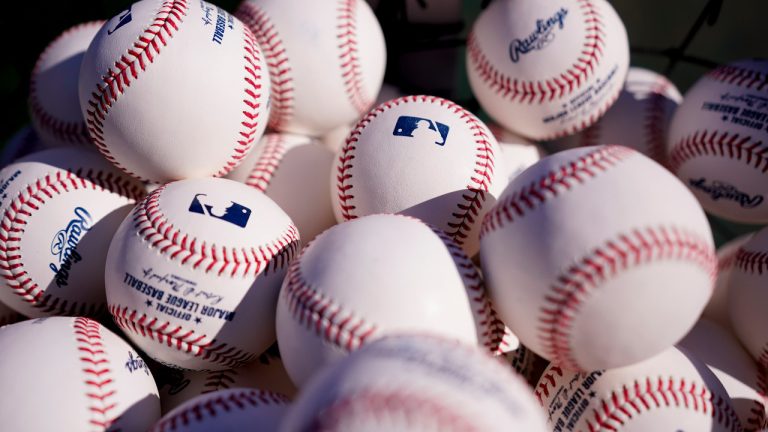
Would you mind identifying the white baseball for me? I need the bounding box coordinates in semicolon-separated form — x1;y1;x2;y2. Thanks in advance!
105;177;299;370
78;0;270;183
668;59;768;223
30;21;103;148
236;0;386;136
480;145;716;371
703;232;755;331
331;95;507;256
679;319;768;430
1;126;45;168
226;133;336;243
488;124;545;183
466;0;629;140
535;346;741;431
0;317;160;431
150;388;289;432
0;147;144;318
550;67;683;164
728;226;768;368
158;345;297;413
281;334;547;432
275;214;513;387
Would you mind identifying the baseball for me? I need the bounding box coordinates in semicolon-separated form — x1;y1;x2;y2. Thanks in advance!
0;147;145;318
480;145;716;371
535;346;741;431
78;0;270;183
0;317;160;431
550;67;683;164
226;133;336;242
281;334;548;431
236;0;386;136
703;232;755;331
668;59;768;224
679;319;768;430
331;95;507;256
105;177;299;370
466;0;629;140
728;226;768;368
150;388;289;432
29;21;103;148
275;214;513;387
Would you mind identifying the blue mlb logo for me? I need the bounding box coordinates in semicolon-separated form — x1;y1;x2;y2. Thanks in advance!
393;116;450;146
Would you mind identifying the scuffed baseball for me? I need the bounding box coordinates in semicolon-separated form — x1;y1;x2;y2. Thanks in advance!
275;214;512;387
668;59;768;223
0;317;160;431
105;177;299;370
30;21;103;148
281;334;548;431
236;0;386;136
703;232;755;331
679;319;768;430
467;0;630;140
330;95;507;256
480;145;716;371
79;0;270;183
151;388;289;432
0;147;145;318
226;133;336;242
535;346;741;431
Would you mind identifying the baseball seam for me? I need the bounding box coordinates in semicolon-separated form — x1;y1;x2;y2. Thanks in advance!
202;369;238;393
245;134;288;192
0;170;143;316
29;21;105;146
480;145;634;237
668;129;768;175
748;365;768;430
150;389;288;432
708;64;768;91
537;225;717;370
734;248;768;275
74;317;120;430
337;0;371;115
643;77;674;164
236;2;295;131
534;365;564;405
467;0;605;104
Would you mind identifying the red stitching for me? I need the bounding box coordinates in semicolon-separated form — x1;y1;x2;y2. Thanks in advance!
201;369;237;393
336;95;498;247
643;77;675;164
245;134;287;192
480;145;634;237
74;317;120;430
707;63;768;91
308;390;479;432
0;170;144;316
336;0;371;115
467;0;605;104
133;184;299;278
236;2;294;131
668;130;768;175
748;365;768;430
109;304;258;369
537;226;716;370
84;0;189;180
29;21;105;146
734;248;768;275
150;389;289;432
585;377;741;431
534;365;564;405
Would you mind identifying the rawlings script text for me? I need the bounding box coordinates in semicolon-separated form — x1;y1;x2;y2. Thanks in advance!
689;178;764;209
509;8;568;63
49;207;92;288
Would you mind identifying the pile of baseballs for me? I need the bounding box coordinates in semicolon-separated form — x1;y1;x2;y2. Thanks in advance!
0;0;766;430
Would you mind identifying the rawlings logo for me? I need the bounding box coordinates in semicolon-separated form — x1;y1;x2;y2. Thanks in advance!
689;178;764;208
49;207;92;288
125;351;150;375
509;7;568;63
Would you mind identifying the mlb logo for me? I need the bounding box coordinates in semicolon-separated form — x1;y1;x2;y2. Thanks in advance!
392;116;450;146
189;193;251;228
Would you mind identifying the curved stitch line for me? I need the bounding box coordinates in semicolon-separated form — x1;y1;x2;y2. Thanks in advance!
0;170;144;315
467;0;605;104
668;130;768;175
245;134;288;192
585;377;741;431
534;365;564;405
537;225;716;370
480;145;634;237
74;318;120;430
29;21;105;146
336;95;499;248
236;2;295;131
734;248;768;275
150;389;289;432
643;77;675;164
707;64;768;91
748;365;768;430
132;184;300;278
336;0;371;115
202;369;238;393
538;82;623;142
